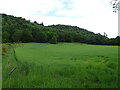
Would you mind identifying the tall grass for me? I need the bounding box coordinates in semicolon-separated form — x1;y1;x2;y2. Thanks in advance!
2;43;118;88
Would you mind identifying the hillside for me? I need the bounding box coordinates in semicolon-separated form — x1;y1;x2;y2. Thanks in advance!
2;13;120;45
2;13;119;88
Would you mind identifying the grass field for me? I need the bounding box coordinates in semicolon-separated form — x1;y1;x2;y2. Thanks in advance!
0;59;1;89
0;61;1;89
2;43;118;88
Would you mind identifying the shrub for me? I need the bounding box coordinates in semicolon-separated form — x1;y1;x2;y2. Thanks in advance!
49;35;57;44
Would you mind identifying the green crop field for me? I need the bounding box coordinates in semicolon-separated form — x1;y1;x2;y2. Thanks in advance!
2;43;118;88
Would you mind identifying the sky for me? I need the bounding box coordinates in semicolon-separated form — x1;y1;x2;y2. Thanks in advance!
0;0;118;38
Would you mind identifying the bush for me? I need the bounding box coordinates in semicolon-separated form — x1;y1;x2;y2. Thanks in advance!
49;35;57;44
2;44;9;55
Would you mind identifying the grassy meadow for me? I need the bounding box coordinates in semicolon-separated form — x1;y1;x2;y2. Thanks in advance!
2;43;118;88
0;59;1;89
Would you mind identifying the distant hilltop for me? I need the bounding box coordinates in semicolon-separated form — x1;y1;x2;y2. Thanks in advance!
1;13;120;45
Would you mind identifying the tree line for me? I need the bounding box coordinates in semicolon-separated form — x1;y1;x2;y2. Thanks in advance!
2;14;120;45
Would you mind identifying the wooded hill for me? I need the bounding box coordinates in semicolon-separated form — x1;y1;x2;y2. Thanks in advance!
2;14;120;45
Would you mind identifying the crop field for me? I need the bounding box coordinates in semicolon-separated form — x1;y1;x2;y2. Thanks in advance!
2;43;118;88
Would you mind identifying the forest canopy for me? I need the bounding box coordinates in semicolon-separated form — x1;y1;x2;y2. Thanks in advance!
1;14;120;45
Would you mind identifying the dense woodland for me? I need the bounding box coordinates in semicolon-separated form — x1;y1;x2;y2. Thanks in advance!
2;14;120;45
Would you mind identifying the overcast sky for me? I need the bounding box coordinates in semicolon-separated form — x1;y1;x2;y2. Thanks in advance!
0;0;118;38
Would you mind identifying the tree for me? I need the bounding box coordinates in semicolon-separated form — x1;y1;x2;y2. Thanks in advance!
110;0;120;12
34;21;38;24
34;31;47;43
64;32;73;42
21;30;33;42
12;30;22;42
49;35;57;44
2;14;119;45
39;22;44;26
113;36;120;45
2;31;10;43
58;32;65;42
104;32;107;37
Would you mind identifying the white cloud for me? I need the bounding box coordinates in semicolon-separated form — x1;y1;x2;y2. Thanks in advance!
0;0;118;38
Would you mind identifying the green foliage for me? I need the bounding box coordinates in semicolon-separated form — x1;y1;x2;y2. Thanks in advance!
2;44;10;55
1;14;120;45
49;35;57;44
35;31;47;43
2;31;10;43
21;30;33;42
12;30;22;42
